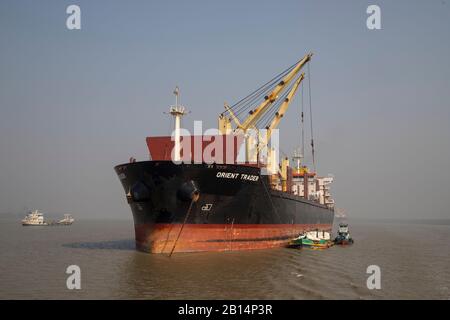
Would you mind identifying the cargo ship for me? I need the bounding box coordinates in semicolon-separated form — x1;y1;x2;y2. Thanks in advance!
115;53;335;253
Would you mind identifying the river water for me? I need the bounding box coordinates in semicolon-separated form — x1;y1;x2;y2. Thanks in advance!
0;218;449;299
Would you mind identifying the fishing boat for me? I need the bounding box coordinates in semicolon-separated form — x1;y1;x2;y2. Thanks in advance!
288;230;333;249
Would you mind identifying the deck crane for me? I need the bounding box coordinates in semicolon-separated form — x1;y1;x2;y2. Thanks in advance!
264;72;304;143
224;73;304;154
219;53;312;135
239;53;311;131
263;73;305;183
219;53;312;171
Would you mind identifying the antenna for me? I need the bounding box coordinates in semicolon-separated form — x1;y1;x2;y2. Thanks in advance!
169;86;188;162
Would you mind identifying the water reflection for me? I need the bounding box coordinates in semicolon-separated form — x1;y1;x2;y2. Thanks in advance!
63;239;135;250
117;249;297;299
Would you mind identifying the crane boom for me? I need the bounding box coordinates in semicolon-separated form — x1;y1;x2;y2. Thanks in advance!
265;73;305;141
224;103;241;127
237;53;312;131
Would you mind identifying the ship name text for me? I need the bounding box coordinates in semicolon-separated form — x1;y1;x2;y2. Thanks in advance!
216;172;259;182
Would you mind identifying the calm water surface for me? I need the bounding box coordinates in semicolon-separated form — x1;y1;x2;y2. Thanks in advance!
0;218;449;299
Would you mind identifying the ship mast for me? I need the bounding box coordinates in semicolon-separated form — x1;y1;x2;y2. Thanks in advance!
169;86;187;162
292;149;303;174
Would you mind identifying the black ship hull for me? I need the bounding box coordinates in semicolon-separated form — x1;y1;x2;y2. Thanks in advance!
115;161;334;253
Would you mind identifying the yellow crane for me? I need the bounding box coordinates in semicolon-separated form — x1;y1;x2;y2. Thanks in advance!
236;53;312;132
264;72;304;142
262;73;305;184
218;53;312;168
220;53;311;133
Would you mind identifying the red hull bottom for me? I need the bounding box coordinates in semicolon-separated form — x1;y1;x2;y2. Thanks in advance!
134;223;333;253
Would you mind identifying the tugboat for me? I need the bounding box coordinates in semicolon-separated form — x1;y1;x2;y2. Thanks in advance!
22;210;48;226
58;214;75;225
334;223;354;245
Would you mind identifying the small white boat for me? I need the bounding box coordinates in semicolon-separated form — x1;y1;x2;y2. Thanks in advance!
58;214;75;225
304;230;331;241
22;210;48;226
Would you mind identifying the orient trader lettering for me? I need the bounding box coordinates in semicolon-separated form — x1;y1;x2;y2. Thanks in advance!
216;171;259;182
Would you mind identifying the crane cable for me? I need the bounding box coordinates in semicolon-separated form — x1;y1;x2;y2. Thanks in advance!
232;69;291;119
225;65;291;117
223;59;302;120
307;62;316;172
301;79;305;160
258;80;295;129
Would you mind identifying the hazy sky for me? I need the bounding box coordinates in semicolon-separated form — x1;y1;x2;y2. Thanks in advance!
1;0;449;219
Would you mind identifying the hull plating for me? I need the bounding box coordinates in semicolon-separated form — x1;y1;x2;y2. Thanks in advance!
115;161;334;253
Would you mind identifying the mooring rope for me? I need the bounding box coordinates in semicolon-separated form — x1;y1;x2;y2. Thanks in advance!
168;195;198;257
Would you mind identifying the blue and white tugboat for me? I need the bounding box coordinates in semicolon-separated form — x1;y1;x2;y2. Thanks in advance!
334;223;354;245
